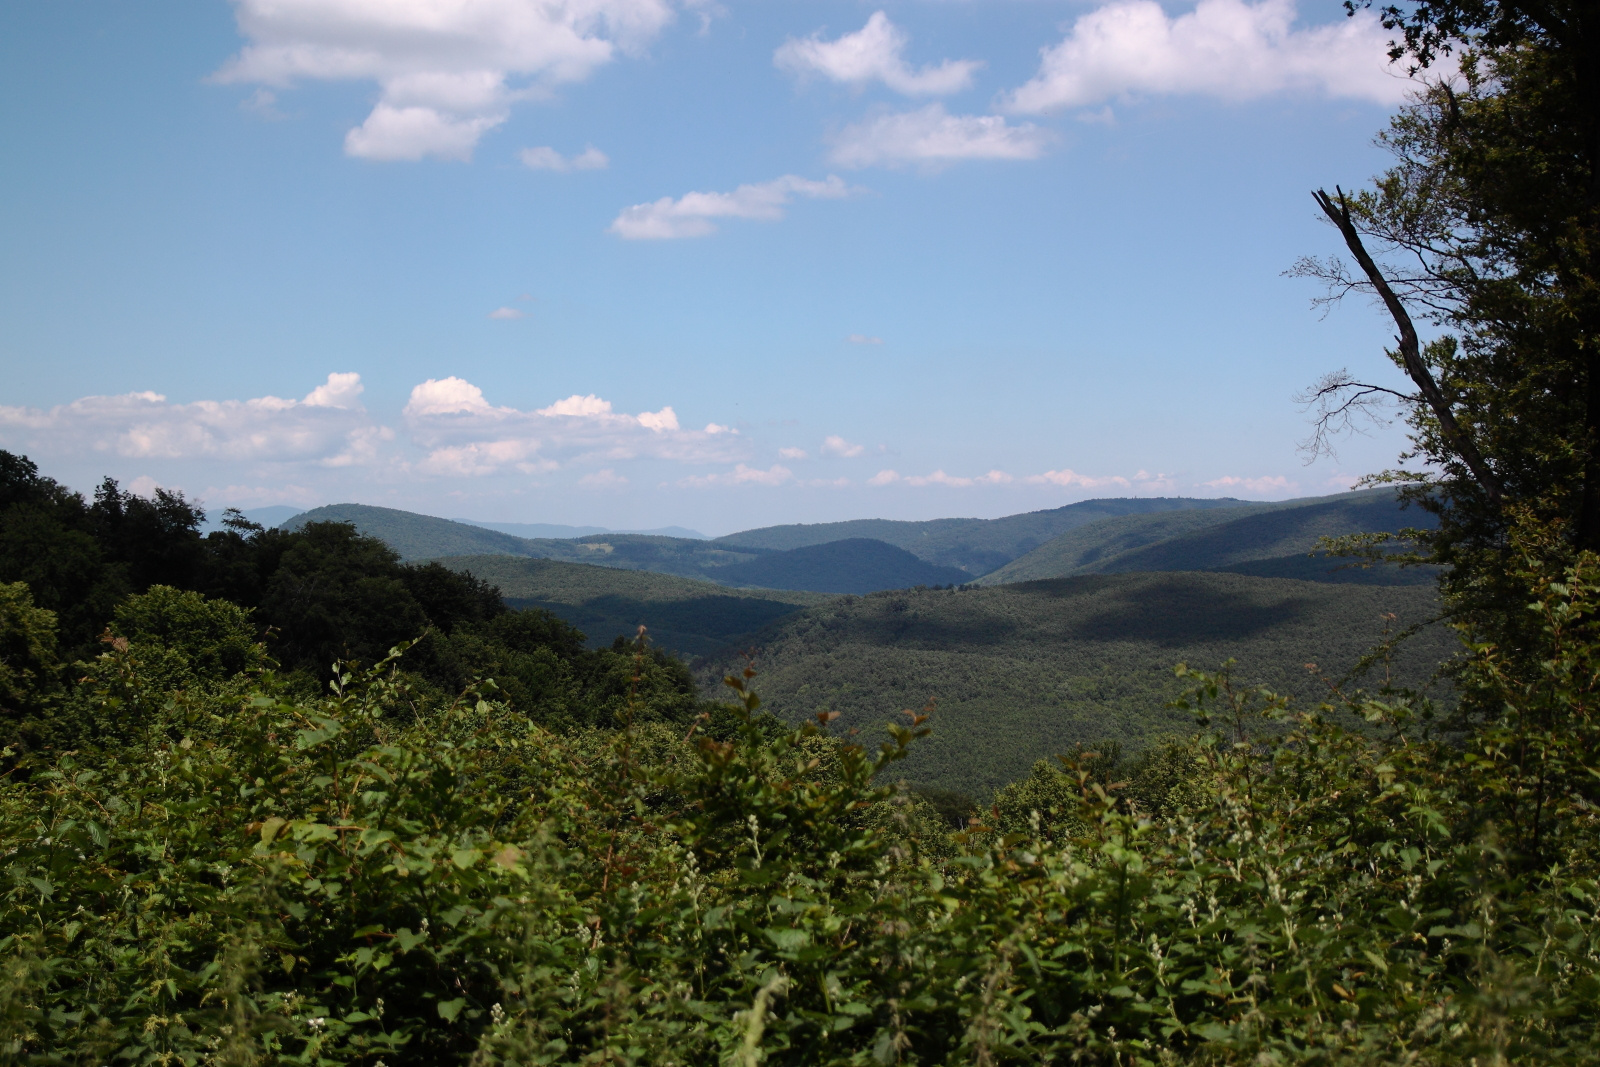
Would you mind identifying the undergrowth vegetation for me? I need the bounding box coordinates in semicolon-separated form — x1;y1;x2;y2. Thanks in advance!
2;548;1598;1064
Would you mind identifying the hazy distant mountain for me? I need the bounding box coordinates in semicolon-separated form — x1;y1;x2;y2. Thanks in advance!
199;504;303;533
456;519;707;540
455;520;610;539
715;497;1250;576
283;504;759;575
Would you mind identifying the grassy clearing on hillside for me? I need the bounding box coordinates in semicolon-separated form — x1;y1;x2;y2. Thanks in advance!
698;571;1453;797
432;555;831;656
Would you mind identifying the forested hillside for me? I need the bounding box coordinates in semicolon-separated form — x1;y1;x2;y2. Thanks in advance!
708;537;972;593
983;488;1436;585
0;454;716;740
434;554;829;656
696;571;1451;796
714;495;1249;574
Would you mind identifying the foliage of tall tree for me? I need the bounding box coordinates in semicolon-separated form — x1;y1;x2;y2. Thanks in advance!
1299;1;1599;653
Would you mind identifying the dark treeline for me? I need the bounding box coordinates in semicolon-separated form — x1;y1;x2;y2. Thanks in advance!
0;450;714;751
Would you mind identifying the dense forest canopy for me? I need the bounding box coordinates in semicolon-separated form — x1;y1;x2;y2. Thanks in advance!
4;3;1600;1062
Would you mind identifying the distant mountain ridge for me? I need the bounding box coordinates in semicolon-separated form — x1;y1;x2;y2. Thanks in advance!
454;519;707;540
714;497;1249;575
286;489;1435;599
199;504;303;533
283;504;974;595
980;488;1436;586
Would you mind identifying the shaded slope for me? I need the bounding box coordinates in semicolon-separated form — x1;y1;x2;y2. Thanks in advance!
434;555;829;657
710;538;973;594
715;497;1251;575
699;573;1450;797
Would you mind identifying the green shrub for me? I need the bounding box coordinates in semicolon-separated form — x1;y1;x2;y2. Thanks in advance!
2;562;1599;1065
0;582;61;750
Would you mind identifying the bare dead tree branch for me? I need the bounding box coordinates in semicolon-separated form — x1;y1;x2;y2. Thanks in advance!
1293;369;1413;460
1312;186;1504;504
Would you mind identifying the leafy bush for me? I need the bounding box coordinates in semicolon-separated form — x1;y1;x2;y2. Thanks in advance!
3;554;1599;1064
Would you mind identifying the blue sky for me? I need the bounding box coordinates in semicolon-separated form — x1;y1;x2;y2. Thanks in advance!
0;0;1425;535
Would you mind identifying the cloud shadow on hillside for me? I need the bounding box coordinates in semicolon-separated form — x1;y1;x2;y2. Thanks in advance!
1043;580;1316;646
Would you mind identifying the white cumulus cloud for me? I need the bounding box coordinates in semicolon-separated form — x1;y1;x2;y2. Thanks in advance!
520;145;609;171
830;105;1051;169
775;12;981;96
403;379;740;474
302;371;364;408
1003;0;1409;115
488;306;525;319
0;373;381;467
214;0;677;161
1025;468;1132;489
821;435;864;458
608;174;855;239
779;446;809;460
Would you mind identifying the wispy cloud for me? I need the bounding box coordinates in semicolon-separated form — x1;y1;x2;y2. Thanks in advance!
847;334;883;345
779;446;810;460
580;468;628;487
488;306;525;320
775;12;981;97
609;174;855;239
520;145;609;171
1003;0;1409;115
677;463;794;488
867;468;1013;487
1200;474;1296;495
830;105;1051;169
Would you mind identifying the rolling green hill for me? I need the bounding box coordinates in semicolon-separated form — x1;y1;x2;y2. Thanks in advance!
714;497;1251;575
980;489;1438;585
696;572;1452;797
431;555;832;657
710;538;972;593
284;504;564;560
